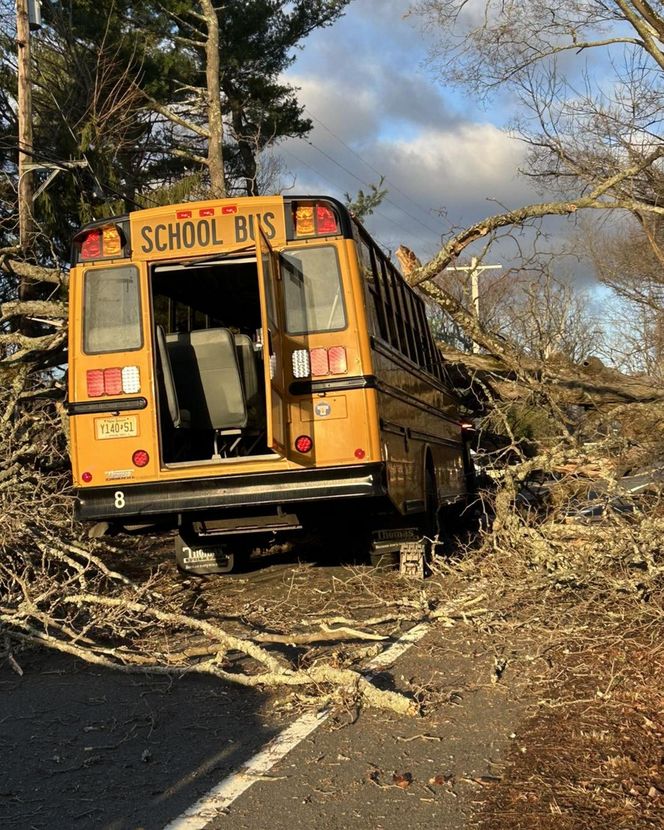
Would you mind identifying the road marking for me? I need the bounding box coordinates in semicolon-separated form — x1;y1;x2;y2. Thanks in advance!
165;594;476;830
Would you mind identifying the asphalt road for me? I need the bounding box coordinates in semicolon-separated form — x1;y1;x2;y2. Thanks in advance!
1;621;529;830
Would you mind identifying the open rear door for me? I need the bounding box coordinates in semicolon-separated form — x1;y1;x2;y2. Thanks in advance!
256;223;288;455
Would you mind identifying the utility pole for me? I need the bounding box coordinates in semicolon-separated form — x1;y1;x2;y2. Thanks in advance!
445;257;502;354
16;0;35;253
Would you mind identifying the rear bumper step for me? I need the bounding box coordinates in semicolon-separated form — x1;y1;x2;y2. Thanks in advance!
75;463;386;521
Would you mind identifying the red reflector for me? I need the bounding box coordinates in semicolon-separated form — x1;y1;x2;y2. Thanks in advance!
354;448;366;460
80;229;102;259
316;204;339;234
132;449;150;468
328;346;347;374
310;348;329;376
86;369;104;397
103;367;123;396
199;208;215;216
295;435;313;453
222;205;237;214
81;471;93;483
176;210;192;219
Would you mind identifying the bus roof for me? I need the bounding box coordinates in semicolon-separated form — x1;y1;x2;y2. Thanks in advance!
71;195;355;265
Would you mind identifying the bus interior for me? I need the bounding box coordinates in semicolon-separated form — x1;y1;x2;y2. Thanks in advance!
150;254;271;466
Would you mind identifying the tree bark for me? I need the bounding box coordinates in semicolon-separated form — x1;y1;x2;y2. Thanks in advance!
200;0;226;198
16;0;34;253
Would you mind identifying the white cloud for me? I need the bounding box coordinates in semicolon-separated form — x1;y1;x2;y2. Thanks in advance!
279;73;539;259
276;1;571;264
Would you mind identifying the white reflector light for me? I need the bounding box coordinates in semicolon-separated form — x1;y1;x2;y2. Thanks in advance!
292;349;310;378
121;365;141;394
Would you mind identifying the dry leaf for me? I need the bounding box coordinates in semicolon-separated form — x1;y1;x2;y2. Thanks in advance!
392;771;413;789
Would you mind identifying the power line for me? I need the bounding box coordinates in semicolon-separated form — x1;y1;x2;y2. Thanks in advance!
303;107;443;236
281;145;397;254
300;135;443;241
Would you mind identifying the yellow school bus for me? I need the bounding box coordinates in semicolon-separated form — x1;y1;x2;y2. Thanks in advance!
68;195;472;573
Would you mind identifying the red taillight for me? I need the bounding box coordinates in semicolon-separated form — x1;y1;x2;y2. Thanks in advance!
81;229;102;259
354;448;366;460
316;204;339;234
328;346;347;374
293;201;339;237
78;224;124;259
86;369;104;397
86;366;140;397
132;449;149;467
81;471;93;483
291;347;347;378
103;367;123;396
295;435;313;453
310;348;329;376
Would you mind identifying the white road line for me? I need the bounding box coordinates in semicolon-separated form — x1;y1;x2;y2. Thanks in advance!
165;594;475;830
163;708;330;830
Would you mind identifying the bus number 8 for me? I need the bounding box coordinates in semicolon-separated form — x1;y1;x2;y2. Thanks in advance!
114;491;126;509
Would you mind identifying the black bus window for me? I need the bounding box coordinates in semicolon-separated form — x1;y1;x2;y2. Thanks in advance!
357;237;373;282
367;244;389;340
281;246;347;334
386;262;409;357
415;296;436;374
397;278;418;363
378;256;400;349
424;322;444;379
83;266;142;354
403;287;423;367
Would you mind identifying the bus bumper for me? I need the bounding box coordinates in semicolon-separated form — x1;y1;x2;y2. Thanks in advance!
74;463;387;522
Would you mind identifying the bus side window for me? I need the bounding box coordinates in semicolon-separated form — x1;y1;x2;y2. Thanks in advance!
404;285;424;366
394;275;418;363
377;253;401;351
423;311;444;380
356;237;382;338
368;245;391;344
414;295;437;376
384;260;410;359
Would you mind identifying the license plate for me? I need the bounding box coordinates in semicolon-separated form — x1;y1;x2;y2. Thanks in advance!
95;415;138;440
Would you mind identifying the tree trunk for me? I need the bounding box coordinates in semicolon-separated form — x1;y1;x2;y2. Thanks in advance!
200;0;226;198
230;103;259;196
16;0;34;253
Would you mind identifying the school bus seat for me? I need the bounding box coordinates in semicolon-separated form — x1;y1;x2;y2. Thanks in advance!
166;328;247;433
155;325;190;430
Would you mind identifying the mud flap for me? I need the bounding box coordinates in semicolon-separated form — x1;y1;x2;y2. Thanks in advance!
369;527;421;571
174;534;236;575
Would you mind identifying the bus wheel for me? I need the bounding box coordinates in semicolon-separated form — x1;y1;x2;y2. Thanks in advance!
421;467;442;563
423;467;440;538
174;532;249;576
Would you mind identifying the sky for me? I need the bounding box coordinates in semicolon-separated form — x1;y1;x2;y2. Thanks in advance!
277;0;545;263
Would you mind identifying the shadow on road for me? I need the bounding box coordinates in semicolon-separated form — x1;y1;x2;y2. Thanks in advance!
1;650;279;829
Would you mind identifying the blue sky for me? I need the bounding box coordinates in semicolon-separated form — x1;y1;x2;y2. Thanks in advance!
278;0;543;261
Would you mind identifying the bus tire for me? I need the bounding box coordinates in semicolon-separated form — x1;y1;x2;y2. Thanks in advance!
421;463;443;568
